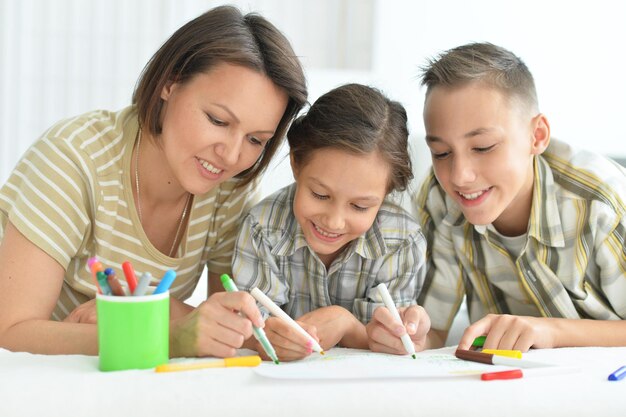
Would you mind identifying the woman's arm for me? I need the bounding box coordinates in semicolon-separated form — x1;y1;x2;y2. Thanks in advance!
0;222;99;354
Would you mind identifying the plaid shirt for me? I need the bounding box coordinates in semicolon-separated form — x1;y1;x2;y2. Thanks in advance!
232;184;426;323
414;139;626;331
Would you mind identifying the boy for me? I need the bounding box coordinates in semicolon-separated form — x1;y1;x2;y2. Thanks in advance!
384;42;626;351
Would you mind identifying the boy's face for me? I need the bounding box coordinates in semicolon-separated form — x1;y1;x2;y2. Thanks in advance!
423;83;548;236
291;148;389;267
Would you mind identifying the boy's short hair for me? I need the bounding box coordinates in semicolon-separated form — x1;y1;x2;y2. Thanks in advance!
420;42;538;113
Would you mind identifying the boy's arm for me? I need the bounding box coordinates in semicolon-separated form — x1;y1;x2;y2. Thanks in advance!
457;314;626;351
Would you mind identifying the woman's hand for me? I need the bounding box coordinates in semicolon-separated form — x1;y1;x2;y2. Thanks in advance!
169;291;264;358
366;304;431;354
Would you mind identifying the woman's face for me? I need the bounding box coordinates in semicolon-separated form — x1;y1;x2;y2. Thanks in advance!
159;62;288;195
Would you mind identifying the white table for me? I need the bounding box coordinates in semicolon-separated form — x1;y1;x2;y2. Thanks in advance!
1;346;625;417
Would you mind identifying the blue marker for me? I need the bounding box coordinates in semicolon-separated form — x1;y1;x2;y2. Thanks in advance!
153;270;177;295
608;365;626;381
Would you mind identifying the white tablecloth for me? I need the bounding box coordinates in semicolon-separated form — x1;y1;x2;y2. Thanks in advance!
1;346;625;417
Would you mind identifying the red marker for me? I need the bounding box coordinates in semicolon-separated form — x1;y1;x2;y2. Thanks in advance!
481;369;523;381
122;261;138;294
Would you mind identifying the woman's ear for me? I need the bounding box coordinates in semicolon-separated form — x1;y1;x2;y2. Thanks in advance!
530;113;551;155
160;80;177;101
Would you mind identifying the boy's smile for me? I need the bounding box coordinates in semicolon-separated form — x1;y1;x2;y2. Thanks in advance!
423;82;550;236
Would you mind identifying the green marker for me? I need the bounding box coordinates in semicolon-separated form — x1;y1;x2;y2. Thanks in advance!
220;274;280;365
472;335;486;348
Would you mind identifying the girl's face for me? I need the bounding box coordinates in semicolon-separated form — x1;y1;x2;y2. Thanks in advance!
291;147;390;268
159;62;288;195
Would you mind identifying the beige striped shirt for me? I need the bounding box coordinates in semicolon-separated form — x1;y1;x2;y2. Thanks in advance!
0;106;259;320
232;184;427;323
414;139;626;331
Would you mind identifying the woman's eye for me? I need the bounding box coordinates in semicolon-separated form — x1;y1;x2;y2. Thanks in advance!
351;204;368;212
207;113;227;127
432;151;450;160
248;136;263;146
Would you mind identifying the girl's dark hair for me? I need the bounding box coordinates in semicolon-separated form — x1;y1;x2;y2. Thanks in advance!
288;83;412;193
133;5;307;186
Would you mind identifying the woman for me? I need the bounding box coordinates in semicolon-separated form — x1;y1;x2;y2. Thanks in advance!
0;5;307;358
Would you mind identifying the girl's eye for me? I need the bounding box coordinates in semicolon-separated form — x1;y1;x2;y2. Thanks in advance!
311;191;328;200
207;113;227;127
351;204;368;212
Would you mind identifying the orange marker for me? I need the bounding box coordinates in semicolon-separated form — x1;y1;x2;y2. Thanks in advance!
122;261;138;294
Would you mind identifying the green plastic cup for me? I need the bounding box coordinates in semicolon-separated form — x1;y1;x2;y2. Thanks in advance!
97;291;169;371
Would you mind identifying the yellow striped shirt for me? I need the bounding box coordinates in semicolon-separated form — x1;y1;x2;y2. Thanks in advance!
0;106;259;320
232;184;426;323
414;139;626;331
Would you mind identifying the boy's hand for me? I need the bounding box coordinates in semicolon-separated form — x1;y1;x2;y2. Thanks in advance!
457;314;556;351
170;291;263;358
297;305;367;351
366;305;431;354
261;317;318;362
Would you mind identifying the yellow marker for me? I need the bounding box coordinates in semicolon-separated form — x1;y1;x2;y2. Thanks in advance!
155;355;262;373
482;349;522;359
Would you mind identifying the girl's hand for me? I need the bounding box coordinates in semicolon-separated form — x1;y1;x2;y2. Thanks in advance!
297;305;366;351
366;304;431;354
260;317;318;362
170;291;263;358
64;299;97;324
457;314;556;352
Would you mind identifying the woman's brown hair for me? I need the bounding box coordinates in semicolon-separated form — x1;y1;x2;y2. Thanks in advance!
133;5;307;186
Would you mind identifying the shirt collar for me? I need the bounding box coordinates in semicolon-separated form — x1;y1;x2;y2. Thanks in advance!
527;155;565;247
442;156;565;247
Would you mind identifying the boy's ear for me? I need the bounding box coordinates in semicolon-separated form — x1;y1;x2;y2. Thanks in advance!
530;113;551;155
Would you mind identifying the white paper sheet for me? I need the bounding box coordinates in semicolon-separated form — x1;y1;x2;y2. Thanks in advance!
255;347;512;379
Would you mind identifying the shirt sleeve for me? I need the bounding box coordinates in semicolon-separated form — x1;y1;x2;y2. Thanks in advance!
0;136;92;269
205;176;261;276
589;203;626;319
414;172;466;332
231;210;290;317
352;230;426;323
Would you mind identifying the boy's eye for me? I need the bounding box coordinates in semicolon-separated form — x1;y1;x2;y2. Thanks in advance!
474;145;495;153
207;113;227;126
351;204;368;212
311;191;329;200
432;151;450;160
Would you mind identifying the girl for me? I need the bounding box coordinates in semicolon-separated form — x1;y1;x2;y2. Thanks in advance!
232;84;430;361
0;5;307;358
